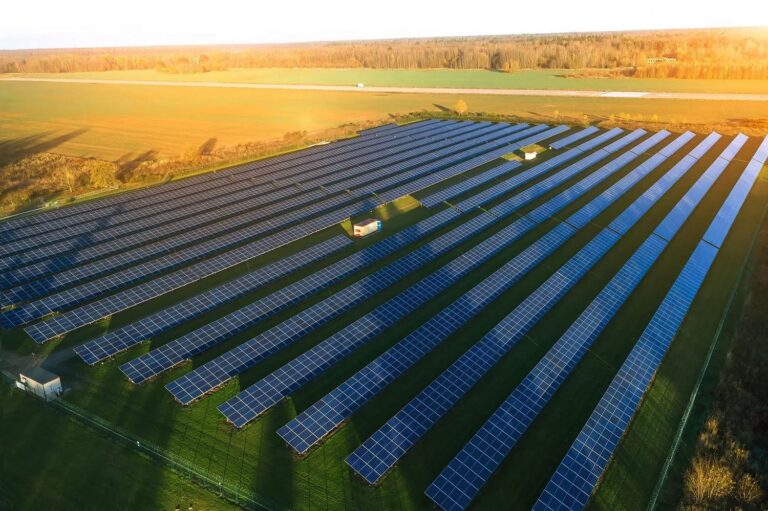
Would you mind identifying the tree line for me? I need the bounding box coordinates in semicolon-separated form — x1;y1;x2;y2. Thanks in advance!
1;28;767;79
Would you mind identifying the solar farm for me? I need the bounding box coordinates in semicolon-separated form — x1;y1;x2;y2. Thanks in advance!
2;118;767;510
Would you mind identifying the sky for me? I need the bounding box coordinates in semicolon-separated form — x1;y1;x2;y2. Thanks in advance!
1;0;766;50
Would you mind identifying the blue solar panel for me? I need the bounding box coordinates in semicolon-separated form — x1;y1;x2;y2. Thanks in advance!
0;122;501;284
345;130;715;485
653;134;747;242
548;126;600;150
703;136;768;248
532;140;762;510
0;122;482;272
278;131;692;456
222;131;662;429
533;241;718;511
164;128;613;406
425;132;731;508
419;160;522;208
71;235;352;364
4;125;553;326
15;127;563;337
72;126;575;367
0;119;447;244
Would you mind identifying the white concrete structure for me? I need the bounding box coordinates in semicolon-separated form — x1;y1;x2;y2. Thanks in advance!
18;367;62;401
353;218;382;237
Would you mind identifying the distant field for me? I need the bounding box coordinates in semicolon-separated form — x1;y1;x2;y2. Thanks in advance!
9;68;768;94
3;80;768;161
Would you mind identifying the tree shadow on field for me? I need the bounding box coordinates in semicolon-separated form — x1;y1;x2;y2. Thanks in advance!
198;137;217;156
115;150;158;182
0;129;88;166
432;103;453;113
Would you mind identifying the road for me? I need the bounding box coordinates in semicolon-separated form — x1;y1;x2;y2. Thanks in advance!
3;76;768;102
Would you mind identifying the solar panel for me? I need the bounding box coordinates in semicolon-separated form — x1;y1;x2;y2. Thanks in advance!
702;136;768;248
278;132;693;456
1;122;503;281
0;119;447;241
164;129;616;405
3;127;546;320
71;235;352;364
548;126;600;150
532;143;763;510
13;126;561;336
0;123;487;274
533;241;718;511
345;130;718;485
216;130;658;428
425;132;731;508
419;160;522;208
653;134;747;242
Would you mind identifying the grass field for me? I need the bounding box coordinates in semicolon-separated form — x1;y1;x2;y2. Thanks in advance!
2;125;766;510
8;68;768;95
3;79;768;162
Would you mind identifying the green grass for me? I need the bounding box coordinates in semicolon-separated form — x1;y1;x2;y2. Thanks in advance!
9;68;768;94
3;79;768;162
1;129;765;510
0;385;241;511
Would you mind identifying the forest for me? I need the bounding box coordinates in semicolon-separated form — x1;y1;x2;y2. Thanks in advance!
1;27;767;79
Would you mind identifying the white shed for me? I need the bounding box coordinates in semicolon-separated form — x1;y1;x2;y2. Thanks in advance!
523;149;538;160
353;218;382;238
17;367;63;401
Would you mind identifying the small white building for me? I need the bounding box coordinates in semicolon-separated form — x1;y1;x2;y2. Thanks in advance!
356;83;365;88
353;218;382;238
17;367;63;401
523;150;538;160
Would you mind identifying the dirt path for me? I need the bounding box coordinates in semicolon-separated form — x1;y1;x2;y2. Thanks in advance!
3;76;768;102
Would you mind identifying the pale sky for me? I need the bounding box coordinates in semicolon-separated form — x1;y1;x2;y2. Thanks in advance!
1;0;766;50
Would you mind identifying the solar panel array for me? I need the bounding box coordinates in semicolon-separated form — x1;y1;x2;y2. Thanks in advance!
163;128;637;407
214;130;654;427
78;126;602;368
549;126;600;150
345;132;728;486
277;131;691;456
533;134;768;511
16;125;567;341
3;119;765;511
0;119;444;240
0;121;484;271
1;121;511;296
424;134;748;511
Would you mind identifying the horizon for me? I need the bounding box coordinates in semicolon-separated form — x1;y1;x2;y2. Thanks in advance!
1;25;767;53
3;0;766;51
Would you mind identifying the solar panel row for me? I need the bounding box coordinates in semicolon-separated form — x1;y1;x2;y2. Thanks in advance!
2;126;548;320
87;129;611;367
418;160;522;208
420;128;608;208
0;121;484;265
162;129;625;405
16;126;564;338
424;134;747;511
0;119;444;239
0;122;505;285
214;130;654;428
533;134;767;511
549;126;600;150
277;131;691;456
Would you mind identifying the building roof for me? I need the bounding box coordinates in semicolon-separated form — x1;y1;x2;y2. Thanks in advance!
20;366;59;384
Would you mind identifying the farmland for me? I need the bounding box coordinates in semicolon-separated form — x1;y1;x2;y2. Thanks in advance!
3;78;768;161
1;119;766;510
8;68;768;94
